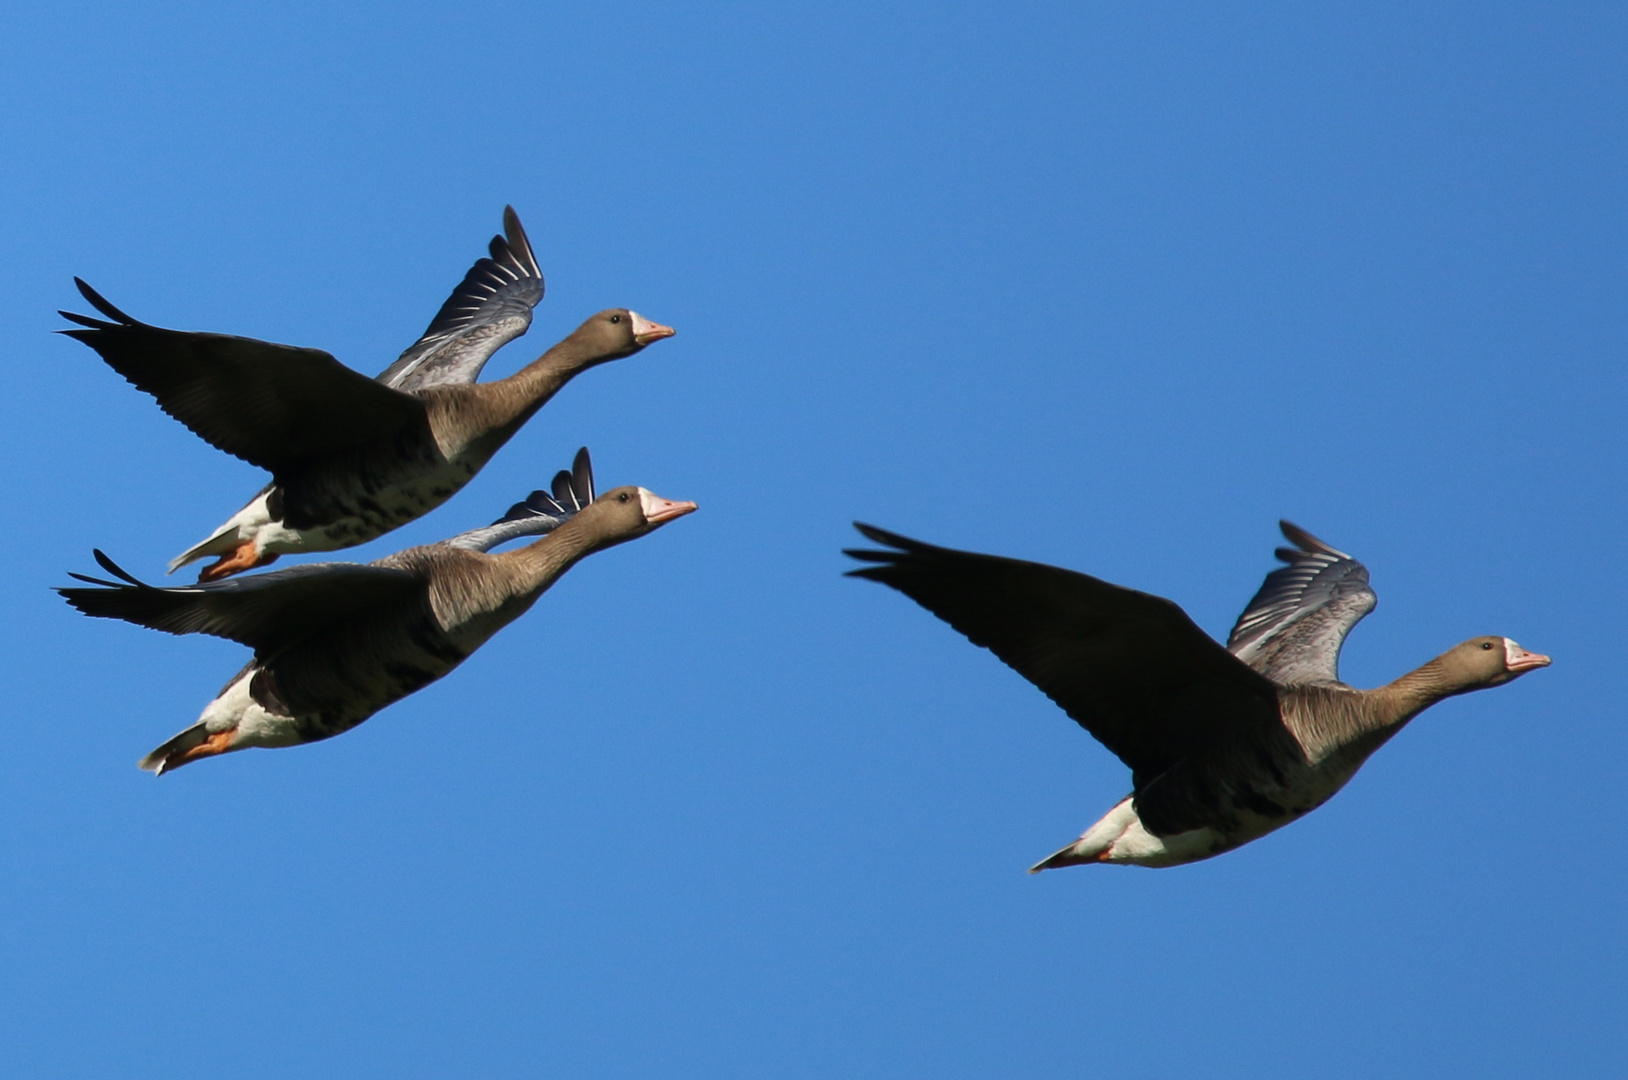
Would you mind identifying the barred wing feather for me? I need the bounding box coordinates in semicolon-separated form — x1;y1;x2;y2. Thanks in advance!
1226;522;1376;686
377;206;545;391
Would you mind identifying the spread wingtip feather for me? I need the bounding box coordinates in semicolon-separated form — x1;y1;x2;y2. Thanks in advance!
1277;520;1351;561
91;549;144;585
70;278;139;325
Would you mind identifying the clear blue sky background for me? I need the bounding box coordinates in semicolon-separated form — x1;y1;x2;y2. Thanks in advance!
1;3;1622;1077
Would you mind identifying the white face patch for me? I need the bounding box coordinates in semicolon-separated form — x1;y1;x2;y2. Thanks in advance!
1503;638;1521;667
637;487;662;520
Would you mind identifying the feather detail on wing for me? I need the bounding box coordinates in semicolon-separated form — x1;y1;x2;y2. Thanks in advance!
57;549;425;655
844;524;1283;783
1226;522;1376;686
443;447;597;552
59;279;428;472
377;206;545;390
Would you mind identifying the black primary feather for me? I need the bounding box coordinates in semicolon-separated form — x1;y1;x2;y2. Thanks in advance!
57;550;423;654
492;447;594;525
844;522;1285;777
410;206;543;346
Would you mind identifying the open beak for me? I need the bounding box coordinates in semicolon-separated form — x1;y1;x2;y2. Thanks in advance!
639;490;698;525
1505;642;1552;673
630;312;676;345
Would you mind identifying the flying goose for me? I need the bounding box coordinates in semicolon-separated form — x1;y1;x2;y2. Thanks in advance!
60;207;675;581
58;449;697;773
845;521;1550;869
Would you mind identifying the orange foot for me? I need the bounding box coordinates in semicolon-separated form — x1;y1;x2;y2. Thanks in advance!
198;541;278;582
159;729;238;775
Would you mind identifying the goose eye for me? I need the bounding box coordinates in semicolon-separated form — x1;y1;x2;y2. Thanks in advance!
610;314;622;324
617;492;630;503
1481;642;1493;650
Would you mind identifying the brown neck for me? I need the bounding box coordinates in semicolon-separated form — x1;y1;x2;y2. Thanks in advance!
487;510;609;601
1363;654;1469;731
1286;655;1466;763
481;336;613;434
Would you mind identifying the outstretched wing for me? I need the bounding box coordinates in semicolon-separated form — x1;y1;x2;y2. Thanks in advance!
1226;522;1376;686
376;206;545;390
57;549;425;655
845;524;1284;787
60;279;428;473
443;447;597;552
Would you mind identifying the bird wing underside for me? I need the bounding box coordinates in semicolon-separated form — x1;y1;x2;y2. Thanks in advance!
60;279;428;472
376;206;545;391
845;524;1286;782
57;549;426;655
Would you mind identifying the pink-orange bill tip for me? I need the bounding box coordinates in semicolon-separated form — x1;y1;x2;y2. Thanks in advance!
631;312;675;344
1505;640;1551;672
638;490;698;524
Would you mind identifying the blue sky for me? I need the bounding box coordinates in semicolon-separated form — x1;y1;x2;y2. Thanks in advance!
1;2;1623;1076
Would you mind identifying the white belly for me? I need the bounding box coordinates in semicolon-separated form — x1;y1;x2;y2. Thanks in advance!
1040;795;1314;869
199;667;304;750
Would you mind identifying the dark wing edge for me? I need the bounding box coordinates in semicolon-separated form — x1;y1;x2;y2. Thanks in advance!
377;206;546;389
59;277;140;329
845;523;1283;783
60;280;427;470
1225;521;1377;685
56;549;424;652
496;446;595;525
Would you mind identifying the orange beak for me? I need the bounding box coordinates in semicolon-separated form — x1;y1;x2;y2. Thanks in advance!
643;495;697;525
1506;644;1551;673
630;312;676;345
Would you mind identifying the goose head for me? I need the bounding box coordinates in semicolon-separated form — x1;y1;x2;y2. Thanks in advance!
577;485;697;549
1436;636;1551;692
567;309;676;363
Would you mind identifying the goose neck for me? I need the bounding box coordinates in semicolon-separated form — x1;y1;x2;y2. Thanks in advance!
492;512;603;597
485;340;602;428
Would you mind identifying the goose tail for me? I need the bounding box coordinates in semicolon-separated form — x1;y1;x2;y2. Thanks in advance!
139;723;237;775
1027;842;1103;873
167;526;240;574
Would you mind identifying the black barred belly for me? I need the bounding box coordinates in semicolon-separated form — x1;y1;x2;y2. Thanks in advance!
251;618;472;744
278;435;481;546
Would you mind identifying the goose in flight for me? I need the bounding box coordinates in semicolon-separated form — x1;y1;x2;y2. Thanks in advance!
846;521;1549;869
60;207;674;581
59;449;696;773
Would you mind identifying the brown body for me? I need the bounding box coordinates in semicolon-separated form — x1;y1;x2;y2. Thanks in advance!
59;207;675;579
847;523;1550;869
60;482;697;773
173;309;675;579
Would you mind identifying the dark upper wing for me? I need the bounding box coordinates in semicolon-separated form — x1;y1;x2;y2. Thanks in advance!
376;206;545;391
57;549;426;655
845;524;1283;785
1225;522;1376;686
60;280;428;472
